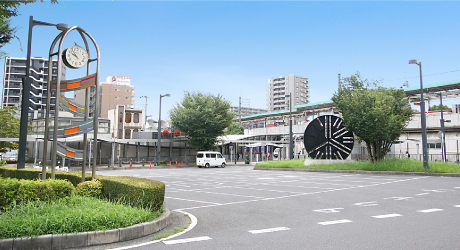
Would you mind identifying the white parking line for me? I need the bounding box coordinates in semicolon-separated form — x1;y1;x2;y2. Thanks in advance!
248;227;290;234
417;208;444;213
165;197;222;205
318;219;352;225
454;205;460;208
372;214;402;219
163;236;212;245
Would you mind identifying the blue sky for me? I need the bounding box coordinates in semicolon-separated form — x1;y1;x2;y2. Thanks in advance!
2;1;460;120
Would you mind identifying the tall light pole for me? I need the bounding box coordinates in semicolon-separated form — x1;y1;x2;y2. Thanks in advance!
285;93;293;160
409;59;429;169
17;16;68;169
139;95;149;129
157;93;170;165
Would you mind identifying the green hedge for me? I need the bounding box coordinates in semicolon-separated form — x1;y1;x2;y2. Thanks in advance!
0;177;75;210
0;167;165;211
98;176;165;211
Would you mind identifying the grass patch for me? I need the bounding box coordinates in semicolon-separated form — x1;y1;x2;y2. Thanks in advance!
0;195;162;239
151;214;191;241
257;158;460;173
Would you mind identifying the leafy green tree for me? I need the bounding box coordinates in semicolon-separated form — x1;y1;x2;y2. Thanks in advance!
169;91;235;151
430;104;451;111
332;72;413;163
225;122;245;135
0;107;20;152
0;0;58;58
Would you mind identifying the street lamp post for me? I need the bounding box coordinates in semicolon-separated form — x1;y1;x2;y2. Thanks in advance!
286;94;293;160
157;94;170;166
409;59;429;169
17;16;68;169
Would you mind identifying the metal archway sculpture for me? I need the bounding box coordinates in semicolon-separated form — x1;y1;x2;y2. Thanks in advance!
303;115;354;160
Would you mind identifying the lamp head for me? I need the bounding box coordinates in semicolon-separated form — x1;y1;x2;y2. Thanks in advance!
164;94;170;97
56;23;69;31
409;59;418;65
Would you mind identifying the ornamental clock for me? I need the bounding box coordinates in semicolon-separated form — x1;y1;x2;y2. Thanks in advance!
62;45;88;69
303;115;354;160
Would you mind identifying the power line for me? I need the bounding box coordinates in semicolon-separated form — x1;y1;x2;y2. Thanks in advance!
385;69;460;82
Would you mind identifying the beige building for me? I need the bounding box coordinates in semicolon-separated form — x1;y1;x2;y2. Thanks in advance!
108;105;143;139
74;75;135;118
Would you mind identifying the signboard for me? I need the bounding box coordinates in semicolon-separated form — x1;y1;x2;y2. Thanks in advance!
107;75;131;86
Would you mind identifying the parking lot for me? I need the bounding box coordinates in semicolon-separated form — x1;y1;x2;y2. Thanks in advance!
98;165;460;250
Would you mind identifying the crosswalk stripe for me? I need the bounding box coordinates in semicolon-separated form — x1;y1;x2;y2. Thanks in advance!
417;208;444;213
372;213;402;219
249;227;290;234
163;236;212;245
318;219;352;225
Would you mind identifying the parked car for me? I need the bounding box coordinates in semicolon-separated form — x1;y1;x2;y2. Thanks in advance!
196;151;226;168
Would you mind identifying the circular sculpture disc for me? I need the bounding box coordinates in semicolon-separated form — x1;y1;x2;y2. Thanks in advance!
303;115;354;160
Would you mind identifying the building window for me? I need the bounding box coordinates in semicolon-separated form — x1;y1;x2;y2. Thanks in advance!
126;89;130;92
125;113;132;123
115;89;119;91
134;113;139;123
125;97;130;100
114;96;119;99
125;129;131;139
428;143;441;149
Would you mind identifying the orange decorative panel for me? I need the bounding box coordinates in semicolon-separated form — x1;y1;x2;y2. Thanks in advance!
67;151;75;157
65;127;78;134
69;104;77;111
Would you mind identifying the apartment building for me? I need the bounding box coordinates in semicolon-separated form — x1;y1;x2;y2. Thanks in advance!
266;74;309;111
2;57;66;118
108;105;143;139
230;106;268;117
74;75;135;118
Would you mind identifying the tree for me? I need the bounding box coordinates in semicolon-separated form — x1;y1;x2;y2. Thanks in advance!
169;91;235;151
0;107;20;152
224;123;244;135
430;104;451;111
0;0;58;58
332;72;413;163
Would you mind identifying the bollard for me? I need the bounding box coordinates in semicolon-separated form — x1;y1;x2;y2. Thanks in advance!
142;159;145;167
130;159;132;170
150;161;152;169
176;161;177;169
169;161;171;169
181;161;183;168
119;160;122;167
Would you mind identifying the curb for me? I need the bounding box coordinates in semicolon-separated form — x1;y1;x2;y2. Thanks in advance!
253;167;460;177
0;208;171;250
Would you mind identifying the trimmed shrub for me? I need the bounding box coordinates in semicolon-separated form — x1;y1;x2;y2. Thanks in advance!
76;179;102;197
98;176;165;211
0;177;20;210
0;178;75;210
0;166;165;212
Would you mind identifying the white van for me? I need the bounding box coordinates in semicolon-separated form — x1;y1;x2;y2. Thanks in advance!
196;151;226;168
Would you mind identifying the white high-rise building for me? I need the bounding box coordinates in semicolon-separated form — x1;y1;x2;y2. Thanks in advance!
266;74;309;111
2;57;66;118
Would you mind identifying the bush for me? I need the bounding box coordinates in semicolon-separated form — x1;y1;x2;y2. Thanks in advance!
0;166;165;212
0;177;75;210
98;176;165;211
76;179;102;197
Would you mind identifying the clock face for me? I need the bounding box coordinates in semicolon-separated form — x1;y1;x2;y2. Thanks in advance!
62;45;88;69
303;115;354;160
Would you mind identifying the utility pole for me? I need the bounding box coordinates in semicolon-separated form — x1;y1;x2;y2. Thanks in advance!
239;96;242;125
140;96;148;129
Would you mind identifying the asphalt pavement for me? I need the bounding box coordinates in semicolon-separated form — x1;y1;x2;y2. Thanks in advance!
90;164;460;250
